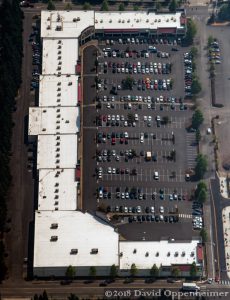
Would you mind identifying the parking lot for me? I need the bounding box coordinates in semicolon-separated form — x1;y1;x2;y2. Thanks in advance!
82;38;201;240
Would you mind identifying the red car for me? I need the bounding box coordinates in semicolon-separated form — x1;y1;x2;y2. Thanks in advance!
111;138;116;145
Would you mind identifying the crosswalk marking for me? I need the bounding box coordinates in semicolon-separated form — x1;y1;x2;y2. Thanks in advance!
179;214;192;219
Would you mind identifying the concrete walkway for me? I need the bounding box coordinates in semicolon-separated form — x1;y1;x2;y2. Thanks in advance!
222;206;230;279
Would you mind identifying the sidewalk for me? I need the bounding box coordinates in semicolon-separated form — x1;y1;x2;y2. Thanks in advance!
222;206;230;279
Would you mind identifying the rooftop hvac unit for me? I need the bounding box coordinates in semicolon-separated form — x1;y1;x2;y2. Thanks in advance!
56;159;60;164
56;26;62;31
58;40;62;44
57;87;61;91
57;114;61;118
119;252;123;257
77;17;80;21
54;201;59;205
146;19;149;23
47;17;50;21
145;252;149;257
191;251;194;257
43;109;47;112
56;109;60;113
56;154;60;158
56;136;60;140
55;207;58;211
70;249;78;255
50;236;58;242
56;142;60;146
58;51;61;55
57;73;61;77
68;82;72;86
55;182;59;187
43;196;47;199
57;66;61;71
56;148;60;152
47;26;51;30
58;61;62;65
50;223;58;229
58;56;61;60
182;251;185;256
91;248;98;254
175;251;178;257
56;126;60;130
42;128;46;132
133;249;137;254
73;18;77;22
65;120;69;124
58;45;62;49
118;19;121;23
55;189;59;193
57;104;61;107
167;252;170;256
127;19;130;23
122;20;125;23
57;99;61;103
54;195;59;199
109;19;112;23
156;252;159;256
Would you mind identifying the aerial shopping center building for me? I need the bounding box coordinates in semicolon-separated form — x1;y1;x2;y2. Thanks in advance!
28;9;203;277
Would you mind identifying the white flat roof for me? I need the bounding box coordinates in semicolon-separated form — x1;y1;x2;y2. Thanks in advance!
42;38;78;75
38;169;78;211
34;211;119;267
41;10;95;38
37;134;78;169
28;107;80;135
39;75;78;107
119;240;201;270
95;11;183;30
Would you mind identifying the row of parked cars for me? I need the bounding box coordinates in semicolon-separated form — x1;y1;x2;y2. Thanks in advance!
105;61;172;75
106;37;180;45
30;32;40;89
103;48;170;59
98;95;183;104
209;40;221;64
184;52;193;97
192;202;203;230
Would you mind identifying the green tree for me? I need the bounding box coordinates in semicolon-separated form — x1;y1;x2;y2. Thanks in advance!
185;18;197;45
68;294;79;300
171;267;180;277
195;181;207;197
196;129;201;143
192;109;204;129
119;3;125;11
65;3;72;10
101;0;109;11
122;76;134;90
207;35;214;47
197;188;207;204
195;154;208;179
83;2;91;10
89;266;97;277
65;265;76;280
169;0;177;12
190;262;197;278
47;0;55;10
190;46;198;58
200;228;208;243
162;116;170;125
133;4;139;10
150;264;159;278
191;78;202;95
110;264;118;278
130;263;138;277
218;2;230;21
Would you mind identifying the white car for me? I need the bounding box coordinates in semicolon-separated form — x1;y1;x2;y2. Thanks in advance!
144;116;147;121
156;115;161;121
140;133;144;143
124;132;129;138
112;168;116;174
148;116;152;121
107;167;112;174
159;206;164;214
150;206;155;213
154;171;159;180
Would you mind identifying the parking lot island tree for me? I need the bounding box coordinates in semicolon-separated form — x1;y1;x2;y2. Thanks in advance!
195;181;207;198
150;264;159;278
195;154;208;180
65;265;76;280
185;18;197;45
101;0;109;11
190;262;197;278
122;76;135;90
191;77;202;95
200;228;208;243
110;264;118;278
192;109;204;130
130;263;138;277
47;0;55;10
197;188;207;204
89;266;97;277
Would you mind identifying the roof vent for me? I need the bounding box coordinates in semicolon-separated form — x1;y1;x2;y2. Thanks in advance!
57;87;61;91
57;114;61;118
109;19;112;23
58;40;62;44
58;61;62;65
66;74;70;77
54;201;59;205
55;182;59;187
68;82;72;86
50;236;58;242
58;56;61;60
55;207;58;211
56;109;60;113
191;251;194;257
73;18;77;22
56;119;60;123
56;142;60;146
146;19;149;23
77;17;80;21
57;82;61;86
50;223;58;229
167;252;170;257
118;19;121;23
175;251;178;257
56;159;60;164
119;252;123;257
145;252;149;257
57;66;61;71
182;251;185;257
47;26;51;30
133;249;137;254
58;51;61;55
47;17;50;21
91;248;98;254
55;189;59;193
70;249;78;255
127;19;130;23
56;126;60;130
56;148;60;152
58;45;62;49
100;19;103;23
122;20;125;23
156;252;159;256
56;154;60;158
56;136;60;140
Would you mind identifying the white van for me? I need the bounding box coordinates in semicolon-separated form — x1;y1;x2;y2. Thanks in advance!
154;171;159;180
